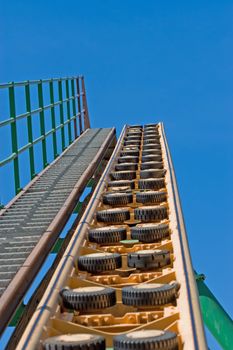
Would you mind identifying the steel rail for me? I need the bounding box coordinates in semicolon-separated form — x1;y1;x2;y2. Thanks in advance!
16;125;127;350
0;127;116;336
159;123;207;349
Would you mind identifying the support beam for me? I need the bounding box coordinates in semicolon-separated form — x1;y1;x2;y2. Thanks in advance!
196;272;233;350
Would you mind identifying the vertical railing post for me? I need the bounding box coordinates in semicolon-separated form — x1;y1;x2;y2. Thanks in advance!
58;79;66;150
71;78;78;139
49;80;58;158
76;77;83;134
25;82;36;179
38;80;48;168
81;76;91;130
65;79;72;144
9;83;21;194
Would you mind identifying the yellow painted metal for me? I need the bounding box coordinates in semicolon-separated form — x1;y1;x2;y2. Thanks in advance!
16;123;207;350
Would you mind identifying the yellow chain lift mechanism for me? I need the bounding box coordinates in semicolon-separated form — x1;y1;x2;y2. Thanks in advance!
16;123;208;350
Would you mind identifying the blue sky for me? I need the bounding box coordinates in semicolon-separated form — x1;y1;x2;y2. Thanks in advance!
1;1;233;349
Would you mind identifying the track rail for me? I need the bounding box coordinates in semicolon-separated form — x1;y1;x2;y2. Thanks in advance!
16;123;207;350
160;123;207;349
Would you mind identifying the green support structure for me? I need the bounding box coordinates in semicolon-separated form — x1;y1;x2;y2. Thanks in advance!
25;82;36;179
65;79;72;144
196;272;233;350
37;80;48;168
9;83;21;194
49;80;58;159
58;79;66;151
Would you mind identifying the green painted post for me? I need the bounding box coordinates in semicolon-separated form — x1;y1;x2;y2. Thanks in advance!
49;80;58;158
25;82;36;179
71;78;78;138
9;83;21;194
65;79;72;144
58;79;66;150
38;81;48;168
196;273;233;350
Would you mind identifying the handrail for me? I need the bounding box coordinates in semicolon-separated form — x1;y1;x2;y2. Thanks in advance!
0;76;83;88
0;75;91;202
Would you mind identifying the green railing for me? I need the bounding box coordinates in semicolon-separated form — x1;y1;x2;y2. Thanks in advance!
0;76;90;200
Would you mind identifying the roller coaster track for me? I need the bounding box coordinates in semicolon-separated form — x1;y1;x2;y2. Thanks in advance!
0;77;232;350
16;123;207;349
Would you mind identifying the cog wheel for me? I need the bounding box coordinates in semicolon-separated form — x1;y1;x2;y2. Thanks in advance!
138;178;165;190
131;223;169;242
140;169;166;179
127;249;170;269
122;283;177;306
120;150;140;157
60;286;116;311
78;252;122;273
108;180;135;189
42;334;106;350
110;170;137;180
140;161;163;170
124;140;141;146
88;225;127;244
113;330;178;350
115;163;138;171
142;154;162;162
142;149;161;156
144;128;158;133
144;129;159;135
143;136;160;143
118;156;139;163
143;143;160;150
126;132;142;137
134;205;168;222
97;208;130;223
128;124;143;129
136;191;167;204
144;123;158;128
103;192;133;206
125;136;141;142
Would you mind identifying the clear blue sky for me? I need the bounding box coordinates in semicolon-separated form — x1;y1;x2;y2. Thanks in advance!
1;1;233;349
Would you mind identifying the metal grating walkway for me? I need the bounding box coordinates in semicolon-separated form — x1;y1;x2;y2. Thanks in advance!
0;128;114;297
